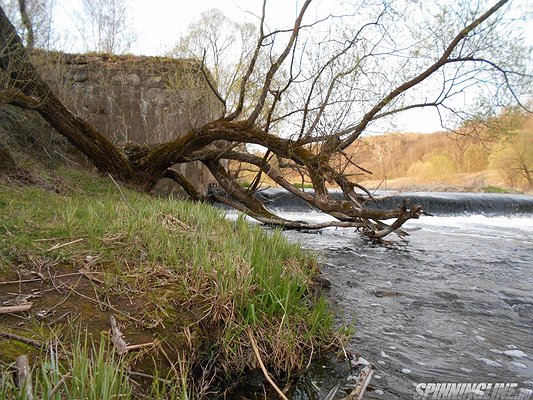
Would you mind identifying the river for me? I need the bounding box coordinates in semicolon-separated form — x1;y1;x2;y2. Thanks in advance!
232;191;533;399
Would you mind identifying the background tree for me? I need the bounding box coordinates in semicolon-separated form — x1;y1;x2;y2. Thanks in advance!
0;0;56;49
489;114;533;189
78;0;137;54
172;9;282;122
1;0;531;239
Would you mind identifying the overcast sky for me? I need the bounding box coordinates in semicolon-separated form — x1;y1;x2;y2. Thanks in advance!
54;0;333;55
129;0;305;55
51;0;532;134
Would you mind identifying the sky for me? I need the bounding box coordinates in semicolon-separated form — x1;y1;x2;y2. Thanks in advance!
51;0;532;134
128;0;303;56
54;0;306;55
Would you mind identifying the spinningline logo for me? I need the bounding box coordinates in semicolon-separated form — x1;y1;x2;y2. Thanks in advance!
413;382;533;399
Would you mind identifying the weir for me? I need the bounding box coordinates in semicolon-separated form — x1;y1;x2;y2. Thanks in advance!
253;188;533;216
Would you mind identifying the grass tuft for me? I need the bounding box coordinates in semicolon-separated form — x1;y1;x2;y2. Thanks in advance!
0;332;190;400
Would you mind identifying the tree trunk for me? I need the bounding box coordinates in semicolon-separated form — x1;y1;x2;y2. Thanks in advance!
0;6;135;182
17;0;34;49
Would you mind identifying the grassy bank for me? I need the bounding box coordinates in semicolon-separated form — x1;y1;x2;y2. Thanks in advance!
0;167;338;398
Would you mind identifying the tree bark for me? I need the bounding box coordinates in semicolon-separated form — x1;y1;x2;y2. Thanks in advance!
17;0;34;49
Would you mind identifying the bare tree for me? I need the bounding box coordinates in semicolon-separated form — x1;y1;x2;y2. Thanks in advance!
0;0;56;49
487;112;533;189
78;0;137;54
1;0;531;239
172;9;277;121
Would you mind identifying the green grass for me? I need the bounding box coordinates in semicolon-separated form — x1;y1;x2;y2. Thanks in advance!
292;182;314;189
0;167;338;396
0;333;189;400
482;185;510;194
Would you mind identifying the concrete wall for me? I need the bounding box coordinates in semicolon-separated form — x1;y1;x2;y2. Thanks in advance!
43;53;223;193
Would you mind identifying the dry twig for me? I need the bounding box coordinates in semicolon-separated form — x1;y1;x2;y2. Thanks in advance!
46;238;84;252
247;327;289;400
342;365;374;400
48;373;71;397
0;331;47;350
0;303;33;314
109;314;128;355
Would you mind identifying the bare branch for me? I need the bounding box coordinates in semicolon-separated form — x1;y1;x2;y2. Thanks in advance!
199;49;227;118
337;0;510;152
224;0;267;122
245;0;312;126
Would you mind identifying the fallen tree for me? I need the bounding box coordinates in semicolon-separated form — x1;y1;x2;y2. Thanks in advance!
0;0;530;239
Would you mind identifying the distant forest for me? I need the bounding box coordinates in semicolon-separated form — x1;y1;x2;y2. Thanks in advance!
233;110;533;192
349;110;533;191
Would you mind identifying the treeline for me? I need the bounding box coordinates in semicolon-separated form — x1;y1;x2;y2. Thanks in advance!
339;110;533;191
232;110;532;192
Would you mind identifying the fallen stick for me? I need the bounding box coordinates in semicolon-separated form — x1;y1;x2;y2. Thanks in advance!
46;238;84;252
62;284;144;324
0;303;33;314
0;331;74;359
125;340;159;351
127;370;172;384
48;373;71;397
247;328;289;400
0;278;43;285
0;271;104;286
16;355;34;400
79;270;104;284
343;365;374;400
109;315;128;355
0;331;46;349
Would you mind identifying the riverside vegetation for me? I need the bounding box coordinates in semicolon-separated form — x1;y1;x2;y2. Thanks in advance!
1;0;530;396
0;154;339;398
3;1;530;240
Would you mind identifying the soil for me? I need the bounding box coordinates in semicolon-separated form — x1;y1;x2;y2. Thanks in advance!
0;259;195;375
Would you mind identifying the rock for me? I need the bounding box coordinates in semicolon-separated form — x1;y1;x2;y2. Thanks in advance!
313;274;332;289
0;143;18;172
41;52;222;191
150;178;190;199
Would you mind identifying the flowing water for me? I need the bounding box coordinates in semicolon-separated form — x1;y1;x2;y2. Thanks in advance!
284;213;533;399
230;191;533;399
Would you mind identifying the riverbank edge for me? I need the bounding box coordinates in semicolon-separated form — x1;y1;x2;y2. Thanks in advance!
0;165;341;398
